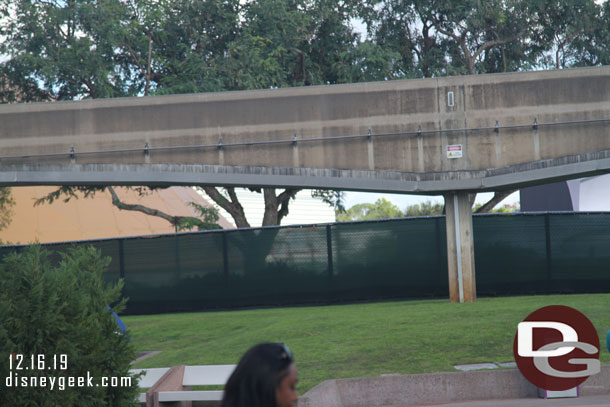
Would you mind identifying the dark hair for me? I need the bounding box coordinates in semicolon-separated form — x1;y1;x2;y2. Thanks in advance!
221;343;294;407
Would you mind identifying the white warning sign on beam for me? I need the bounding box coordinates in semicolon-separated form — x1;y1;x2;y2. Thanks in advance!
447;144;463;159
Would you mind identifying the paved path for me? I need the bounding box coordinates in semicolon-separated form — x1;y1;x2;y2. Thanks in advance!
404;394;610;407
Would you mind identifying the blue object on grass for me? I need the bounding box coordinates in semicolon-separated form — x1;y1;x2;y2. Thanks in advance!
606;330;610;353
106;305;126;333
112;311;126;333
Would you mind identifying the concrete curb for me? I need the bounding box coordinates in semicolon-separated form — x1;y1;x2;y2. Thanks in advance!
298;366;610;407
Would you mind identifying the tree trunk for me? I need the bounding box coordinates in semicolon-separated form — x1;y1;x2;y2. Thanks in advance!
262;188;280;226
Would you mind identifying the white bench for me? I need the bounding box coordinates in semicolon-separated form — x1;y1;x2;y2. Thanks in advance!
130;367;171;403
130;364;236;407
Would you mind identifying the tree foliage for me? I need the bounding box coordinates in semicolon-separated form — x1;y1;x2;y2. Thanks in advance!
337;198;403;221
3;0;606;97
364;0;607;76
176;202;223;231
0;245;138;406
337;197;519;221
336;198;448;221
404;200;444;217
0;187;14;234
534;0;609;69
0;0;132;102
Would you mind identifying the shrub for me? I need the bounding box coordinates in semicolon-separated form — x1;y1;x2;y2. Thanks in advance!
0;245;138;406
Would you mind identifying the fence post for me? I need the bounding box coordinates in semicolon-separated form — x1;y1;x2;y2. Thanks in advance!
118;239;125;279
222;231;229;287
544;213;552;292
326;225;334;294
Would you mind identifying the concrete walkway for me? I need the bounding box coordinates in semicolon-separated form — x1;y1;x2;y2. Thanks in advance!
403;394;610;407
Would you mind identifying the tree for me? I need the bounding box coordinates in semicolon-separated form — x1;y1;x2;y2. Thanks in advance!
364;1;455;78
177;202;223;231
337;198;403;221
0;245;138;406
362;0;542;78
120;0;241;95
199;186;300;228
417;0;541;75
0;0;133;102
404;200;444;216
222;0;373;88
534;0;607;69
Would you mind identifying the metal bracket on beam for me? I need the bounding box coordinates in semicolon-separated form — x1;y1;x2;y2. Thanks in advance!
218;137;225;165
494;121;500;133
292;133;300;167
533;118;538;130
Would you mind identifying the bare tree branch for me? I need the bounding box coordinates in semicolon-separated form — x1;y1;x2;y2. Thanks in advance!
123;41;147;78
201;186;250;228
107;186;182;225
430;18;461;42
277;188;299;205
276;188;299;224
226;187;241;207
471;31;524;62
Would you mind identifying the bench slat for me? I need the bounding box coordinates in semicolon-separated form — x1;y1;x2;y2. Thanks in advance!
129;367;171;388
159;390;224;402
182;365;236;386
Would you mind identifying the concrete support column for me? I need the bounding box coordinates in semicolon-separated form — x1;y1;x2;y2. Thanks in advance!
444;192;476;303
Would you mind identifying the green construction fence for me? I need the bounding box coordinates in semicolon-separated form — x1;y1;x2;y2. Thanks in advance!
0;212;608;314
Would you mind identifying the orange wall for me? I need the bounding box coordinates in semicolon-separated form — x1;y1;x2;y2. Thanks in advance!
0;186;232;244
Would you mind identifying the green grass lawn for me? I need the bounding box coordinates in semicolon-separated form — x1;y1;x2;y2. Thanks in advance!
124;294;610;393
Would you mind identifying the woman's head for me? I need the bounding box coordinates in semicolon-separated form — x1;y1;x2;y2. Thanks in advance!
222;343;298;407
